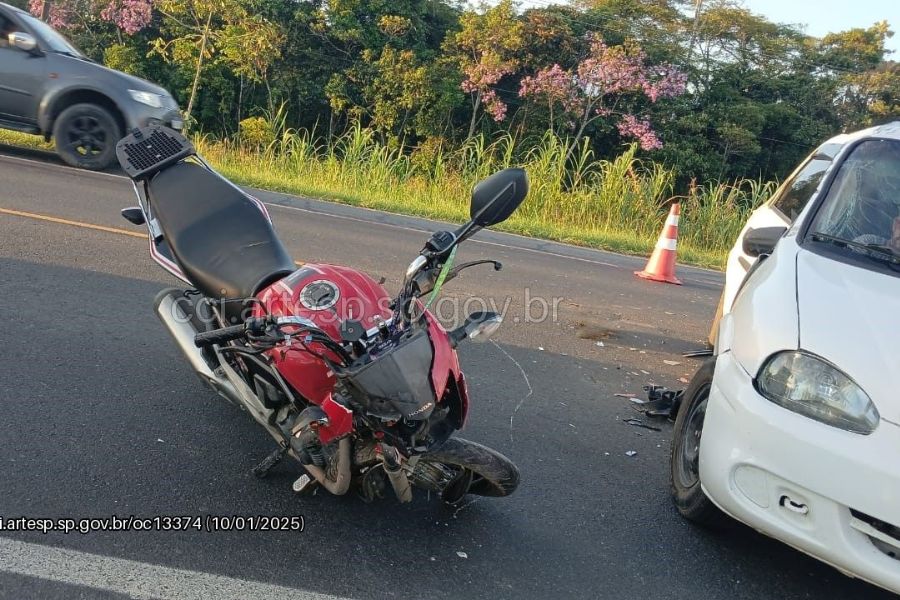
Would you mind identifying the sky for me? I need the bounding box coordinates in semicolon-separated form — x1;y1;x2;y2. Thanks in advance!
741;0;899;54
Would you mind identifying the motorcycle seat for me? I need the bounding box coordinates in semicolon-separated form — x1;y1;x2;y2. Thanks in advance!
147;161;295;304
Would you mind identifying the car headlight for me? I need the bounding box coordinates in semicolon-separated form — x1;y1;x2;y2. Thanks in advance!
128;89;164;109
757;351;879;434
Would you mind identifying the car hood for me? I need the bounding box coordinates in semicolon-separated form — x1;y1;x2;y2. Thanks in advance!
796;249;900;424
54;53;170;96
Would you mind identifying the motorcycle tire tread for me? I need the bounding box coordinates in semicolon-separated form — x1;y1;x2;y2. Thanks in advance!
423;437;520;498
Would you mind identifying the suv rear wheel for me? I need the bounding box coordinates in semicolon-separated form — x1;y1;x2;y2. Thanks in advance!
53;103;121;170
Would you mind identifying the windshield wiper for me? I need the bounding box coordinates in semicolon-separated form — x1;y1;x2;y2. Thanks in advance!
810;232;900;266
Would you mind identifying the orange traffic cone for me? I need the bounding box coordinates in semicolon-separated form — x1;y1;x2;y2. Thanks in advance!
635;203;682;285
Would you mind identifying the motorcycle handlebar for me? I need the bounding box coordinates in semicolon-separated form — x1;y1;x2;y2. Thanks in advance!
194;324;248;347
193;316;322;348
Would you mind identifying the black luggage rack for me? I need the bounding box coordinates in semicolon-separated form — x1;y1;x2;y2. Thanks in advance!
116;126;195;181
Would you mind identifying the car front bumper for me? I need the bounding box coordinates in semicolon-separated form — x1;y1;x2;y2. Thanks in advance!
123;102;183;132
700;351;900;594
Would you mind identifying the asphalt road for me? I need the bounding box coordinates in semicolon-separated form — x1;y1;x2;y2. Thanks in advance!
0;147;893;600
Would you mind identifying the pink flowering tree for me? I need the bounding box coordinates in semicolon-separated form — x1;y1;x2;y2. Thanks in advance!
450;0;524;139
29;0;152;34
519;39;686;158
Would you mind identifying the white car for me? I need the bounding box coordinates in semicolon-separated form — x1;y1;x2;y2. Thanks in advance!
707;133;850;347
672;121;900;595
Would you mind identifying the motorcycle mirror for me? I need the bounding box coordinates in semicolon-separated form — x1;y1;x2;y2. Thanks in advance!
470;168;529;228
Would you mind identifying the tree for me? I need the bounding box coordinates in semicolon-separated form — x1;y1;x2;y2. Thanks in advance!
29;0;152;33
150;0;283;126
448;0;524;139
519;38;686;159
817;22;898;129
312;0;460;141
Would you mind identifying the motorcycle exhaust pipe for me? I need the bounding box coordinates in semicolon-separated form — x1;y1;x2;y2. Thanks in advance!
153;288;241;405
381;443;413;503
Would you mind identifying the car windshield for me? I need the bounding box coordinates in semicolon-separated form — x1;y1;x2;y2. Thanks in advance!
20;13;82;56
809;139;900;263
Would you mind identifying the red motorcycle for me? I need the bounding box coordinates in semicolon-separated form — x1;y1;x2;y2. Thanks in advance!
116;126;524;504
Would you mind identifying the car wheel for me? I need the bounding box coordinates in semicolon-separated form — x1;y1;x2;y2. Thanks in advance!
671;357;728;527
53;103;121;170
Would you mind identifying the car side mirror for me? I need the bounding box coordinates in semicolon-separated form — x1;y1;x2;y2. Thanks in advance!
743;226;787;257
470;168;529;228
9;32;38;54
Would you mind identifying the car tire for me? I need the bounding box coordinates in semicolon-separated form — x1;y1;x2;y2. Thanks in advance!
53;103;121;170
670;357;728;527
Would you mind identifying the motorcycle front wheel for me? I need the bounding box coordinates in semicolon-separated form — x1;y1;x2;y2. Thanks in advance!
418;437;520;503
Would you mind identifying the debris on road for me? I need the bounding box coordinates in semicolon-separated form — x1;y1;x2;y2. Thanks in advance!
457;551;468;559
625;450;638;457
595;341;605;347
678;377;690;384
683;348;714;358
623;418;662;432
663;360;681;366
614;393;637;398
636;385;684;419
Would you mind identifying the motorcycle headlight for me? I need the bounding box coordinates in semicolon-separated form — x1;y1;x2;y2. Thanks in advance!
757;351;879;434
128;89;164;109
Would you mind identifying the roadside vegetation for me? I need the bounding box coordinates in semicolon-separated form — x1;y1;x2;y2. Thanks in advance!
4;0;896;266
0;125;771;268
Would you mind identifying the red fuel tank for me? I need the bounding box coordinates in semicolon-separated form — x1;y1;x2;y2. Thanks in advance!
255;263;467;432
254;264;393;406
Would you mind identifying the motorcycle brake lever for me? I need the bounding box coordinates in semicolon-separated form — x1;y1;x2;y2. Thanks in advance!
446;260;503;281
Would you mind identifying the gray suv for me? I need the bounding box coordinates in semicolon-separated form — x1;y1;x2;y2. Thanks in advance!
0;2;182;170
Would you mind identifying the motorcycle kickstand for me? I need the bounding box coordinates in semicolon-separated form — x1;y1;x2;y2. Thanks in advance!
252;444;288;479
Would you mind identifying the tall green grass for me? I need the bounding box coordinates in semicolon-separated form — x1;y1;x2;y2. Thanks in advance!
198;125;774;268
0;126;774;268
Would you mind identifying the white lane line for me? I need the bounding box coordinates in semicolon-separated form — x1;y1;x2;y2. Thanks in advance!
0;153;127;181
0;537;350;600
0;153;722;279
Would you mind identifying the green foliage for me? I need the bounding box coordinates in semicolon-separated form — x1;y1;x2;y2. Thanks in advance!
238;116;275;149
103;43;144;77
178;124;772;267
